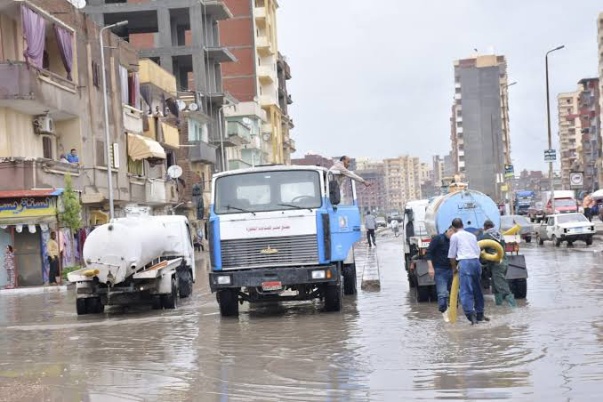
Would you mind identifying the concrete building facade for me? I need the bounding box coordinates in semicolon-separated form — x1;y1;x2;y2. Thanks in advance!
577;78;601;192
557;91;581;190
383;156;422;211
355;159;386;214
451;55;510;202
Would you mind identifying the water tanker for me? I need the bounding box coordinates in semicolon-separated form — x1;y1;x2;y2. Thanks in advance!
68;205;196;315
425;189;500;236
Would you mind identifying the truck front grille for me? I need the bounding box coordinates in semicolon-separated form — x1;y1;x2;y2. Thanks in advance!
220;235;319;269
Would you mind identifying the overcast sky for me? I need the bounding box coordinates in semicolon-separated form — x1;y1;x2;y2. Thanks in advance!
278;0;603;173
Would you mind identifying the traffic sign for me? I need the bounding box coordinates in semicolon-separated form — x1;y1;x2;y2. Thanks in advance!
504;164;514;178
544;149;556;162
570;172;583;188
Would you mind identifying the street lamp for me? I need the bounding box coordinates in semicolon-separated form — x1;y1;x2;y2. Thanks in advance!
100;20;128;220
545;45;565;213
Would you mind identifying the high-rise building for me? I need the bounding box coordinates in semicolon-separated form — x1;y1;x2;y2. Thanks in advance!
451;55;511;201
355;159;386;213
576;78;601;191
557;91;581;190
432;155;445;189
383;156;422;211
597;13;603;188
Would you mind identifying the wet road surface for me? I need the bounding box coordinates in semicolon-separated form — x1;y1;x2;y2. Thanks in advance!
1;233;603;401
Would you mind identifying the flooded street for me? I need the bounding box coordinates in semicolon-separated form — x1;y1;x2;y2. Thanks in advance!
1;233;603;401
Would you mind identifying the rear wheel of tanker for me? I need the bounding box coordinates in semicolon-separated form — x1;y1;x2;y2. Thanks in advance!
76;298;88;315
324;282;343;312
343;264;357;295
161;276;178;309
178;269;193;299
217;289;239;317
586;236;593;246
525;236;532;243
151;296;162;310
86;297;104;314
508;278;527;299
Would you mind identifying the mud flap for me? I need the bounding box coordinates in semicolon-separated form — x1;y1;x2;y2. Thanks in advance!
414;260;435;287
506;255;528;280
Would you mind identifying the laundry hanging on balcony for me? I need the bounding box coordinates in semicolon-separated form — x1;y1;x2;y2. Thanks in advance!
127;133;166;161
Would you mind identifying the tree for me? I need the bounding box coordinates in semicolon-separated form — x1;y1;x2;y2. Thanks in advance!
59;174;82;267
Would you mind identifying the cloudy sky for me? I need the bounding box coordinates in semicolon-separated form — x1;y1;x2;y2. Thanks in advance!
278;0;602;173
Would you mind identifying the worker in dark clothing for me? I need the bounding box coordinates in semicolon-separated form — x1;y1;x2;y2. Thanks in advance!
426;226;455;322
480;220;517;307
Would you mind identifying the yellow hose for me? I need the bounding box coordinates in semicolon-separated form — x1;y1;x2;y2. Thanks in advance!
82;269;100;277
502;224;522;236
478;239;504;263
448;272;460;323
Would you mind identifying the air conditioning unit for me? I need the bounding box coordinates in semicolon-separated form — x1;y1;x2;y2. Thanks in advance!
33;115;55;135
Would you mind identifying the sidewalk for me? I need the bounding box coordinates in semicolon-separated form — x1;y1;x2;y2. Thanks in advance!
0;284;69;296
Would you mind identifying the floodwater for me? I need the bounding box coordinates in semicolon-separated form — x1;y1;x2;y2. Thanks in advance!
1;233;603;401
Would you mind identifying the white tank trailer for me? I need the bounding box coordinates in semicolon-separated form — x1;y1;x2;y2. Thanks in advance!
68;205;196;315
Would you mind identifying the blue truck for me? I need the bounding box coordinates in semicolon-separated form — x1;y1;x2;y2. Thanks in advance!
207;165;361;316
514;190;535;215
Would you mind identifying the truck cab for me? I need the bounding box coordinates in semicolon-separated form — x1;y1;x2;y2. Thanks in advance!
208;165;361;316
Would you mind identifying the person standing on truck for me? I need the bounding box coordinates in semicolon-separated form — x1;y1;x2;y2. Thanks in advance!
426;226;455;322
448;218;489;325
365;211;377;248
330;156;371;188
479;220;517;307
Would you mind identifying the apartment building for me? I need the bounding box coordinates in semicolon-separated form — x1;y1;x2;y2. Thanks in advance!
451;55;510;201
291;152;334;168
432;155;445;189
383;156;422;211
355;159;385;213
85;0;236;219
597;13;603;188
557;91;581;189
219;0;292;166
576;78;601;191
0;0;179;286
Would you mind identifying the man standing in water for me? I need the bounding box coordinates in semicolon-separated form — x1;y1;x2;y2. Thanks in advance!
427;226;455;322
448;218;488;325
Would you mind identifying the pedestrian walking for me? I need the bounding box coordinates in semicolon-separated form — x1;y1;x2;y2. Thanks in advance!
479;220;516;307
47;231;60;285
390;219;399;237
583;193;595;222
3;245;16;289
448;218;489;325
364;211;377;248
426;226;455;322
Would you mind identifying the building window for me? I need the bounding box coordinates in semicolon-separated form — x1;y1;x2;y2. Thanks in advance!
92;62;100;88
128;157;144;176
96;139;105;166
42;136;53;159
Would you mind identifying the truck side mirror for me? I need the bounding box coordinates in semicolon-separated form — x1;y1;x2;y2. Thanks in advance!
329;180;341;205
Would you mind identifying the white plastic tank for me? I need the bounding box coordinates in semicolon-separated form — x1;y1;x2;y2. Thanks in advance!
424;190;501;236
83;217;167;285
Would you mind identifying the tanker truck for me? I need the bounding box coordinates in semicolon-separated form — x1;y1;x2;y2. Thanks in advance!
407;188;528;302
67;205;196;315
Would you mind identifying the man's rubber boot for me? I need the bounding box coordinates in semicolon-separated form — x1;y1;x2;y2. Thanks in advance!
467;313;478;325
494;294;503;305
505;294;517;308
476;312;490;322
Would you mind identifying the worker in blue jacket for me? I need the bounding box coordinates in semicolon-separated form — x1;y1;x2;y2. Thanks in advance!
426;226;455;322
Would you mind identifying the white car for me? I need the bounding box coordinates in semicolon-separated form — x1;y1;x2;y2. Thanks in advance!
537;213;595;247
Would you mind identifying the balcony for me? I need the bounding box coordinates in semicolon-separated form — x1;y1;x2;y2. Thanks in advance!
259;94;278;107
228;159;252;170
203;0;233;20
255;6;267;22
0;159;80;193
0;62;78;118
123;105;143;134
144;179;178;205
256;36;274;56
258;65;276;84
161;122;180;149
189;141;218;164
205;46;237;63
139;59;177;96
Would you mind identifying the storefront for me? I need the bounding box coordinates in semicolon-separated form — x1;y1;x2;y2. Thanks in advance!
0;189;63;287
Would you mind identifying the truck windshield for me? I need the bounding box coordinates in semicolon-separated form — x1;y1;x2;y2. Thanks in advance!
214;170;322;214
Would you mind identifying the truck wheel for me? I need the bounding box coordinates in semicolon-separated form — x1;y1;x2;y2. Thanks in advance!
538;236;544;246
343;264;357;295
324;282;342;312
76;298;88;315
508;278;527;299
586;236;593;246
217;289;239;317
552;235;561;247
151;296;162;310
525;236;532;244
86;297;104;314
161;276;178;309
178;269;193;299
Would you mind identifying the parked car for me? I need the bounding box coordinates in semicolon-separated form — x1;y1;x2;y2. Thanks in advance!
537;213;595;247
376;216;387;228
528;201;545;223
501;215;535;243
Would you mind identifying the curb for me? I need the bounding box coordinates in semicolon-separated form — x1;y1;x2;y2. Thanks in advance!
0;285;69;296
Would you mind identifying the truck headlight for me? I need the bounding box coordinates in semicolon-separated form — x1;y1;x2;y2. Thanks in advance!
311;270;326;279
216;275;232;285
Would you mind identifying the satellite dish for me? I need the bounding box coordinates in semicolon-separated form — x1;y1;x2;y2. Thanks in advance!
69;0;87;9
242;117;252;126
188;103;199;112
176;100;187;111
167;165;183;179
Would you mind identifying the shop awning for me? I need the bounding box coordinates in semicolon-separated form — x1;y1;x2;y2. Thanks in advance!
0;216;57;226
0;189;64;199
127;133;166;161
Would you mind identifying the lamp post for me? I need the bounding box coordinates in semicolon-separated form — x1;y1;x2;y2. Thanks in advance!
545;45;565;213
100;20;128;220
502;81;517;214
